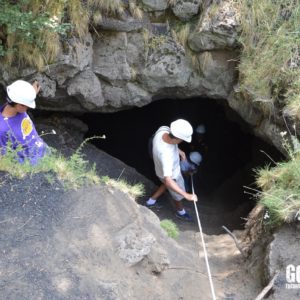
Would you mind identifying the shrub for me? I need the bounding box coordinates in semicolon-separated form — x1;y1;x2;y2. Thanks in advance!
160;219;179;239
256;129;300;226
0;136;101;190
0;0;127;70
0;0;71;69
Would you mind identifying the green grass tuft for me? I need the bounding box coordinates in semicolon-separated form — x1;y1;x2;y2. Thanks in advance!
256;133;300;226
103;177;145;199
0;137;102;190
160;219;179;239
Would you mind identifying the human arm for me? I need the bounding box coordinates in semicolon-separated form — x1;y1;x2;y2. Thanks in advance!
178;148;186;161
164;176;197;201
32;81;41;94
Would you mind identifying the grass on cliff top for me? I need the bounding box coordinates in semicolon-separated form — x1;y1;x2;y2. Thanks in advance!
255;132;300;226
0;142;100;190
0;0;142;70
0;137;145;198
238;0;300;117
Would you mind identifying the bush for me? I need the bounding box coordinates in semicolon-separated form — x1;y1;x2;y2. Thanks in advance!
0;0;71;69
160;219;179;239
0;0;129;70
256;130;300;226
0;136;101;190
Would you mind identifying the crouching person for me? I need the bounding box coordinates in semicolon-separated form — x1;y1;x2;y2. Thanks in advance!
146;119;198;221
180;151;202;193
0;80;49;165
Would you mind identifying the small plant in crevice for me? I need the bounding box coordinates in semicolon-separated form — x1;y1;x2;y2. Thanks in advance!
142;29;168;61
170;22;202;74
128;1;143;20
254;122;300;227
160;219;179;239
102;176;145;199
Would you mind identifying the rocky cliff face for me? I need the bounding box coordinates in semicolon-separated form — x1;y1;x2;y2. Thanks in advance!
0;0;239;113
0;0;286;152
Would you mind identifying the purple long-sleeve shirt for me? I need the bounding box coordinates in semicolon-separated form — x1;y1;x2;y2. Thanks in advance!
0;105;48;164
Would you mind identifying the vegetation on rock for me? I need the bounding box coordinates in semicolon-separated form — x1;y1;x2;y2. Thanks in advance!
160;219;179;239
0;134;144;200
0;0;141;70
255;129;300;226
238;0;300;118
237;0;300;226
0;136;100;189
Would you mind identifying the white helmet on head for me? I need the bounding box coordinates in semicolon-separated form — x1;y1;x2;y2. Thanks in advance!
195;124;206;134
170;119;193;143
6;80;36;109
189;151;202;166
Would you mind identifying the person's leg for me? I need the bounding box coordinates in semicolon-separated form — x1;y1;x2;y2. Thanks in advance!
146;183;166;207
151;184;167;199
167;174;193;221
174;199;183;211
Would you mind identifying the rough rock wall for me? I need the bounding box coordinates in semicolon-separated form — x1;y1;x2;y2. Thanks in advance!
0;173;211;299
0;0;286;152
0;0;239;113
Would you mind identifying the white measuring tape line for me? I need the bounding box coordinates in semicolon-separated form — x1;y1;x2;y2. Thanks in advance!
191;174;217;300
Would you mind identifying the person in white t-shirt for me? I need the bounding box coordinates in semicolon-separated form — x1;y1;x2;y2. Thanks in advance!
146;119;198;221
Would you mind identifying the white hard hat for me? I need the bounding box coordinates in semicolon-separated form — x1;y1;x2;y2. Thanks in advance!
170;119;193;143
196;124;206;134
6;80;36;108
189;151;202;166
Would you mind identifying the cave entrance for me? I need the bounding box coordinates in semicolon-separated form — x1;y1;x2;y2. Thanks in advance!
81;98;283;232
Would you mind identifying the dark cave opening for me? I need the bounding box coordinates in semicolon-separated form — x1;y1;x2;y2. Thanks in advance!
81;97;283;230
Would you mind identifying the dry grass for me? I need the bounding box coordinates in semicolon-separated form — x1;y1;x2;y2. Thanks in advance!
237;0;300;115
129;1;143;20
0;0;126;69
101;176;145;199
171;24;190;48
88;0;124;15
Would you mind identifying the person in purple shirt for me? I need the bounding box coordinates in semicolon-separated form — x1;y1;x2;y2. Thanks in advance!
0;79;48;165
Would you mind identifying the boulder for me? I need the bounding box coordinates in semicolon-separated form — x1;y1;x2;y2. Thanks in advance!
101;82;151;110
93;32;131;81
95;17;146;32
141;0;168;11
26;73;57;99
265;224;300;300
196;50;238;98
228;89;287;155
171;0;201;21
188;0;240;51
46;33;93;86
67;69;104;109
140;37;192;92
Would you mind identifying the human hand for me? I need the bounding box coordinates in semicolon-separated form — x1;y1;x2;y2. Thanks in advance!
186;193;198;202
32;81;41;94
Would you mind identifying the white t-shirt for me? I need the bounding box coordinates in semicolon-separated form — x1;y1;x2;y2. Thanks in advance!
152;126;181;179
